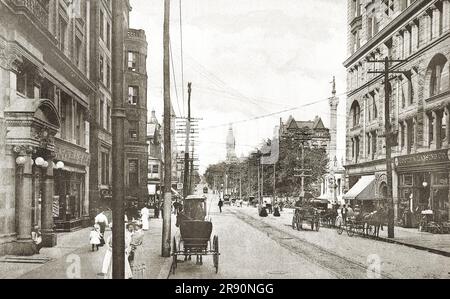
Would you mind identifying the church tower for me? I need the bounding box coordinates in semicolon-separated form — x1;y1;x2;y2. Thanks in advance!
226;125;237;162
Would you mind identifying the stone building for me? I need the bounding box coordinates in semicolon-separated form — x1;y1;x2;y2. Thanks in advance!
0;0;95;254
225;125;238;163
88;0;116;216
124;27;148;207
344;0;450;223
279;115;330;148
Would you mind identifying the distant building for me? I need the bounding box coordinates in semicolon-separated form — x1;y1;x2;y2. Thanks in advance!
226;125;239;163
147;110;162;204
279;115;330;148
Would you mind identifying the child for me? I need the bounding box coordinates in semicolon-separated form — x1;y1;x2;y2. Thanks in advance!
89;225;101;251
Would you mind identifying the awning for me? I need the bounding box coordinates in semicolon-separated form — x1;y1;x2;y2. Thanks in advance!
147;184;156;195
343;175;376;201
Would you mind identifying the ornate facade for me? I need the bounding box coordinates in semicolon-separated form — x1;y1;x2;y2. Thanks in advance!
344;0;450;223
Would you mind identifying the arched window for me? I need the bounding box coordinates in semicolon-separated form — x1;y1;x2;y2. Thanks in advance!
428;54;449;97
350;100;361;127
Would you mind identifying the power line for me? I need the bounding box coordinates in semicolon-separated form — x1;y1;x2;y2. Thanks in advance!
200;91;349;130
169;41;182;117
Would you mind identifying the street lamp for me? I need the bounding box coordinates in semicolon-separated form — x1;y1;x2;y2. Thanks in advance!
15;156;27;166
35;157;45;167
55;161;65;169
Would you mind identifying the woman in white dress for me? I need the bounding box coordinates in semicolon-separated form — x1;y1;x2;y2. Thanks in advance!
140;205;150;230
101;227;133;279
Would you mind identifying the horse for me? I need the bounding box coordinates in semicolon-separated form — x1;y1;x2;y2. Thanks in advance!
320;209;338;227
363;207;386;237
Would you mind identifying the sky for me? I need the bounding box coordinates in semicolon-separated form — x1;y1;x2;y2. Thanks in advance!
129;0;349;174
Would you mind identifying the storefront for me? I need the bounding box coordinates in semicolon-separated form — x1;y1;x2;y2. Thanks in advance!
53;139;90;231
395;149;450;226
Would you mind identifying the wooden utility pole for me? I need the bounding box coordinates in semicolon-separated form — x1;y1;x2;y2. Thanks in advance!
368;57;406;239
111;0;125;279
162;0;172;257
183;83;192;199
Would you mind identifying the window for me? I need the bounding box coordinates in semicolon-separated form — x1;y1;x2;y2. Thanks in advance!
402;174;413;186
129;121;138;140
106;22;111;50
400;122;406;148
399;0;412;11
106;105;111;131
16;67;27;96
352;0;361;18
99;98;104;128
75;105;82;145
128;86;139;105
128;51;138;71
128;159;139;187
99;55;104;83
440;110;447;148
367;13;379;39
384;0;395;17
354;137;360;163
74;38;82;67
366;133;371;156
428;9;433;41
401;74;413;107
106;63;111;89
59;17;68;52
101;151;110;185
429;54;449;97
152;164;159;174
371;131;377;160
100;10;104;41
350;101;361;127
428;112;435;147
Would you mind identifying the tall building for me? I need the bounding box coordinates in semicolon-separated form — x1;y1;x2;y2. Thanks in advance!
225;125;238;163
343;0;450;223
0;0;94;254
88;0;116;216
124;27;148;208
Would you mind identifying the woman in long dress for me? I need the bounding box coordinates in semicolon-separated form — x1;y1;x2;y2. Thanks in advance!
129;224;145;277
140;206;150;230
101;229;133;279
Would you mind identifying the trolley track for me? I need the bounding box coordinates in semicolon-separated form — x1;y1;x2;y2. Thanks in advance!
230;209;392;279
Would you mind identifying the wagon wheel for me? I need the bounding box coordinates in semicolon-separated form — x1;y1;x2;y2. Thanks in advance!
172;236;178;274
347;223;355;237
213;235;219;274
366;224;373;236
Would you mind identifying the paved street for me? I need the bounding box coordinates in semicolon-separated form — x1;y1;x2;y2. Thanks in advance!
169;194;450;279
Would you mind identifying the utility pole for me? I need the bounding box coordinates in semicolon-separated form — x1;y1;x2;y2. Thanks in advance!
273;163;276;202
161;0;172;257
189;144;194;194
368;56;407;239
183;83;192;199
111;0;125;279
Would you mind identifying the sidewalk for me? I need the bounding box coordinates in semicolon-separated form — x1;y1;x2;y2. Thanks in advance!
251;207;450;257
0;217;172;279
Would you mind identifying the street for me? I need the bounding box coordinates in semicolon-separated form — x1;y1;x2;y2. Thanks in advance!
169;193;450;279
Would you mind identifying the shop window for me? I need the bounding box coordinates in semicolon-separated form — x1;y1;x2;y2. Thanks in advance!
128;159;139;187
402;174;413;186
433;172;448;186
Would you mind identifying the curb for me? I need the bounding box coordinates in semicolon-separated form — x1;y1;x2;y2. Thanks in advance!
376;236;450;258
157;257;173;279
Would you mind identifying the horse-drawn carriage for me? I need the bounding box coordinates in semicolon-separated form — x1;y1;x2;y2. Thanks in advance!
336;206;385;237
172;195;220;274
291;205;320;231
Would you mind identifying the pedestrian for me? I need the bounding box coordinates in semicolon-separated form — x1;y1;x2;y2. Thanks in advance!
140;205;150;230
273;202;280;217
31;226;43;254
102;229;133;279
342;204;347;225
129;223;145;272
218;198;223;213
95;210;108;236
89;225;101;251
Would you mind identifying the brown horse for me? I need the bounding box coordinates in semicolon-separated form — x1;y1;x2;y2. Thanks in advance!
363;207;386;237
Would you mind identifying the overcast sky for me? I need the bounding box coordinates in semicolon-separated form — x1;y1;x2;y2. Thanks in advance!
130;0;348;174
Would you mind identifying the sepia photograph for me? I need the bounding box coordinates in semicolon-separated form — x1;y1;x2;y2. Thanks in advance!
0;0;449;285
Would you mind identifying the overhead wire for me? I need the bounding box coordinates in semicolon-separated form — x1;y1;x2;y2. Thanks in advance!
169;41;182;117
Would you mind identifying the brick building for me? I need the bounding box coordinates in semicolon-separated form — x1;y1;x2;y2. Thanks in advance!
124;28;148;207
344;0;450;224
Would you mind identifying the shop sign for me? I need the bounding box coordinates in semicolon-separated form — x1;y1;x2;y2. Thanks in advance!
55;146;90;166
52;196;59;217
395;149;450;168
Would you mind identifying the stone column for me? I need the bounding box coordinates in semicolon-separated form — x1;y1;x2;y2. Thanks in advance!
432;111;438;150
15;154;34;255
41;160;57;247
